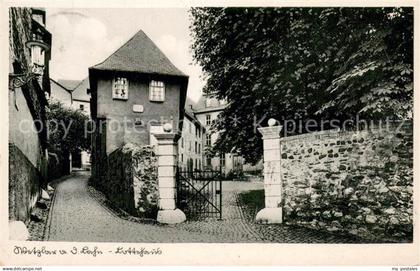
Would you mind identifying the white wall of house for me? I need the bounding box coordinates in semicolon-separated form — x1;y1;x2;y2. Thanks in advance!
178;115;204;171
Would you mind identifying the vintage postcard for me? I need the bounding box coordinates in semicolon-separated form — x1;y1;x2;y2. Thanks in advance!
0;0;419;266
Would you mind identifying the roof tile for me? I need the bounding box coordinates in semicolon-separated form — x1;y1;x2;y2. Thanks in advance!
91;30;187;77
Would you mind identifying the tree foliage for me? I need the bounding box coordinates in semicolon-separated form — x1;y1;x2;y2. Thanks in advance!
190;7;413;164
46;100;91;155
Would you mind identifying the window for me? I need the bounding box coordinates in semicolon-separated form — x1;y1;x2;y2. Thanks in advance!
206;156;212;167
206;134;211;146
79;104;84;111
181;154;184;163
189;141;192;151
149;80;165;102
220;153;225;167
181;138;184;148
198;144;201;154
195;142;197;154
206;115;211;126
112;77;129;100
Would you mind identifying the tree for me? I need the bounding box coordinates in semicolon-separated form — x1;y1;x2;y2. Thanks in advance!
46;100;91;177
190;7;413;164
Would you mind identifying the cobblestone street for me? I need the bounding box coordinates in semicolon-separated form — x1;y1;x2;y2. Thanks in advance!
45;171;367;243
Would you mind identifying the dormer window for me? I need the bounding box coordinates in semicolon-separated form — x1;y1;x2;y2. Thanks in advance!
112;77;129;100
149;80;165;102
205;98;211;108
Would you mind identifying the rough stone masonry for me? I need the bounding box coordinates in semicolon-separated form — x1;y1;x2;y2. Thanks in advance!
280;121;413;242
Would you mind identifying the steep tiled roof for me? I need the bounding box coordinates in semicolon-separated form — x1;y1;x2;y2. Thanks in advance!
194;95;225;111
72;77;90;102
91;30;187;77
56;79;81;91
50;79;72;94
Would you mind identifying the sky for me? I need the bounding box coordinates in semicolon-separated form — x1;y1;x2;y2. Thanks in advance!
45;8;204;101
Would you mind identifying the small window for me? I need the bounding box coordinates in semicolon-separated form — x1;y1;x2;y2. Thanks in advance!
149;80;165;102
79;104;84;111
112;77;129;100
198;144;201;154
181;138;184;148
205;98;211;108
206;115;211;126
206;134;211;146
220;153;225;167
206;156;211;167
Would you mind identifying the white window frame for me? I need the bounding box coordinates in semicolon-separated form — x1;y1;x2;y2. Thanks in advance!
206;134;211;146
112;77;129;100
220;153;226;167
149;80;165;102
206;115;211;126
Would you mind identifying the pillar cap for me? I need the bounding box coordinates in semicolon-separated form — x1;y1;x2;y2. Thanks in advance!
258;125;282;139
154;132;181;142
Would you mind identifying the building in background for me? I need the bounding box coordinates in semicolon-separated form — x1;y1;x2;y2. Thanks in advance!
190;96;244;175
9;7;51;223
71;77;91;116
178;100;206;172
49;79;72;104
89;29;188;184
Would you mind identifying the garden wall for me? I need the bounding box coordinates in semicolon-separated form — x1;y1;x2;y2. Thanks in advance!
280;121;413;241
92;143;159;218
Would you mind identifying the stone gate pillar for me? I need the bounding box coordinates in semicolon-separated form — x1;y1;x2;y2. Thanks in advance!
154;123;186;224
256;118;283;224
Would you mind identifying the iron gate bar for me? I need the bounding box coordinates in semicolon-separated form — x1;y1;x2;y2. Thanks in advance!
177;168;223;220
178;175;221;214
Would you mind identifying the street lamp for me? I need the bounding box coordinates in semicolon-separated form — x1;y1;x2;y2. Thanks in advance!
9;37;50;109
9;37;50;89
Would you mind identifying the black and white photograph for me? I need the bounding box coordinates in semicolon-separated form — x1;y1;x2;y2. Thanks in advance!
2;0;418;266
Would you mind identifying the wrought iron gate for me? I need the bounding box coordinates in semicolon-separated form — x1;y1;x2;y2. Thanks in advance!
176;169;223;220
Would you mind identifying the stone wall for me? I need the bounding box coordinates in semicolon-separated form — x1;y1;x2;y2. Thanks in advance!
92;143;159;218
9;144;44;222
280;121;413;241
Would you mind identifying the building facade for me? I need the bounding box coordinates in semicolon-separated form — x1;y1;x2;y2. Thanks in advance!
49;79;72;104
71;77;91;116
9;7;51;222
178;106;206;172
89;30;188;183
